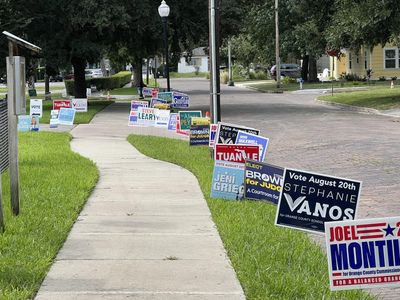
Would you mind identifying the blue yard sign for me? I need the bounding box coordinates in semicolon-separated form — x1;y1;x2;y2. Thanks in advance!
58;108;76;126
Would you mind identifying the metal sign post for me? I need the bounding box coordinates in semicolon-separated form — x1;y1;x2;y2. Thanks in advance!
2;31;41;220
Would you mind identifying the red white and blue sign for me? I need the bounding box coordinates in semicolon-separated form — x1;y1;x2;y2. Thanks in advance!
215;144;260;163
326;217;400;290
275;168;362;234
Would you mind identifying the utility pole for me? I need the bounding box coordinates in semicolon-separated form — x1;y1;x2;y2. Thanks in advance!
275;0;281;89
209;0;221;123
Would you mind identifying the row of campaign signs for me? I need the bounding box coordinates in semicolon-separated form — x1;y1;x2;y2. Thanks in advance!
209;121;400;292
18;99;87;131
127;90;400;292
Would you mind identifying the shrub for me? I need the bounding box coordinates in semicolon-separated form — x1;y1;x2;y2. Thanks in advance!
282;76;297;84
65;71;131;96
378;76;387;81
340;73;363;81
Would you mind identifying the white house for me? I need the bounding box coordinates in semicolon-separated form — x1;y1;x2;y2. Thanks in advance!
178;47;209;73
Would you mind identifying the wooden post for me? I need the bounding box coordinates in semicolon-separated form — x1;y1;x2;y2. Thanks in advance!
7;41;20;216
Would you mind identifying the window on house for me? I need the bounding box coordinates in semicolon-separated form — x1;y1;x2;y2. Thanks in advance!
349;52;352;70
384;49;396;69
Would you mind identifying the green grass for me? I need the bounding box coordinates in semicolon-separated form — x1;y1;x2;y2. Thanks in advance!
108;80;159;96
127;135;373;300
0;132;98;299
250;80;393;93
25;99;113;124
169;71;208;78
0;87;64;93
319;87;400;110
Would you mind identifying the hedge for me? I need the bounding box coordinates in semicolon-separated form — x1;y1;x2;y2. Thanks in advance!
65;71;131;96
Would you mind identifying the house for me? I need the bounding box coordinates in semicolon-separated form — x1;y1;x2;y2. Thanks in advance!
330;44;400;80
178;47;209;73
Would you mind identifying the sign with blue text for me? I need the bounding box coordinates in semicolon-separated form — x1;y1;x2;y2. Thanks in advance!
209;124;218;148
131;100;149;110
172;92;190;108
211;160;245;200
325;216;400;291
155;109;170;128
275;168;362;234
58;108;76;126
30;99;43;118
49;110;59;128
168;113;178;131
150;98;167;108
216;122;260;145
189;125;209;146
236;131;269;161
245;160;283;204
72;98;88;112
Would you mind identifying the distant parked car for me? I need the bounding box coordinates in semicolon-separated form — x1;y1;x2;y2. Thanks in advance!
270;63;301;80
49;74;63;82
0;75;6;84
64;73;74;80
85;69;103;79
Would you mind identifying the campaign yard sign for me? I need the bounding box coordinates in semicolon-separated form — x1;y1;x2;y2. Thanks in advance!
49;110;59;128
209;124;218;148
30;99;43;118
189;125;210;146
168;113;178;131
275;168;362;234
157;92;173;103
58;108;76;125
18;115;39;131
137;107;156;126
245;160;283;204
53;100;72;110
211;160;246;200
179;111;202;131
155;109;170;128
326;217;400;291
236;131;269;161
150;98;167;108
131;100;148;110
142;87;155;97
191;117;210;126
72;98;88;112
176;115;189;136
172;92;190;108
215;144;260;163
216;122;260;144
128;110;139;126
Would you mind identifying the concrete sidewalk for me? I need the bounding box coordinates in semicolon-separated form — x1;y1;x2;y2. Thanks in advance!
35;102;245;300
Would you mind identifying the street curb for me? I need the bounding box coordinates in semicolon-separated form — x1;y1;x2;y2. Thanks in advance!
243;85;284;94
316;99;400;118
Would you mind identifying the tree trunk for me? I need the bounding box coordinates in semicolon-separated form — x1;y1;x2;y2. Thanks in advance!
301;55;309;81
132;58;145;88
308;57;318;82
44;73;51;100
71;57;87;98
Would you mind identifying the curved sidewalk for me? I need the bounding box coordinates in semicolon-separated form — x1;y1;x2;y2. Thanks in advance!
35;102;245;300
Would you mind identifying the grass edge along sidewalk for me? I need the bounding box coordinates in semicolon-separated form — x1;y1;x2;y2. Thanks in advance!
318;87;400;110
127;135;373;300
0;132;99;299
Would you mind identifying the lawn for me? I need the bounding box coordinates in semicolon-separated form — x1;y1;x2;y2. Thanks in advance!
108;80;159;96
0;132;98;299
127;135;373;300
169;71;208;78
249;79;394;93
319;87;400;110
25;98;113;124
